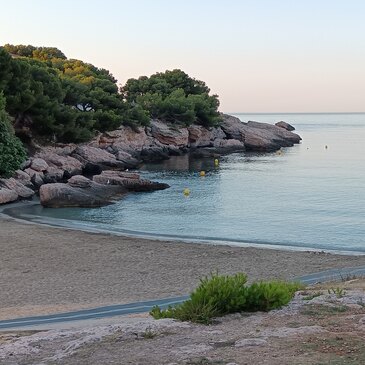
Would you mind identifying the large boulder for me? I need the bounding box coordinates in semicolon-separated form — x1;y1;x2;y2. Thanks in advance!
39;175;127;208
275;121;295;131
0;178;35;198
221;114;301;151
72;146;125;171
93;171;170;192
13;170;33;188
150;120;189;147
0;188;18;205
30;158;49;172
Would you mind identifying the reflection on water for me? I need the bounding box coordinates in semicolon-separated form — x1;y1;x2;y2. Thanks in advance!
9;113;365;253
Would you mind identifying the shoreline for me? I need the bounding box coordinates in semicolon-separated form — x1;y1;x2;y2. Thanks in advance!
1;214;364;321
2;201;365;256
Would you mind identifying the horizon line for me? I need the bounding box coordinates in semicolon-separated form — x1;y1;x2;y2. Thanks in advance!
226;111;365;115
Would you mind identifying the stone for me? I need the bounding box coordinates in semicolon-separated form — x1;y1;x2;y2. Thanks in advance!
275;121;295;131
67;175;92;188
140;147;170;162
24;168;44;188
221;114;301;151
188;125;213;148
35;152;83;176
39;177;126;208
213;138;245;151
96;126;148;152
115;150;140;168
150;120;189;147
0;178;34;198
235;338;268;347
0;188;18;204
13;170;32;187
93;171;170;192
43;167;65;183
30;158;49;172
72;146;125;171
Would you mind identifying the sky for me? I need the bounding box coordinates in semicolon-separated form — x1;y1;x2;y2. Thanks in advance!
1;0;365;113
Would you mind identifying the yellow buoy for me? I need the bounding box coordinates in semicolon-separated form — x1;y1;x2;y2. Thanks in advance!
183;188;190;196
199;170;206;177
214;158;219;166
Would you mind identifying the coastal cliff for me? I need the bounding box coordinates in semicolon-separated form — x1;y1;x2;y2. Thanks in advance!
0;115;301;207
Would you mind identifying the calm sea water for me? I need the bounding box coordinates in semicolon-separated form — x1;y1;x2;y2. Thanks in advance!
13;113;365;253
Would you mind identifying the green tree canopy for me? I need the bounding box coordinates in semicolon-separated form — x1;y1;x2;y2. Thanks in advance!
0;45;221;144
121;69;221;126
0;93;26;177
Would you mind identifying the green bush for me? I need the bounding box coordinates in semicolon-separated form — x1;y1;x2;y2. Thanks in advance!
150;273;302;324
0;93;26;177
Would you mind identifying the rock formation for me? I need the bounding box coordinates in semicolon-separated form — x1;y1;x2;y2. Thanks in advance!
0;114;302;206
40;173;169;208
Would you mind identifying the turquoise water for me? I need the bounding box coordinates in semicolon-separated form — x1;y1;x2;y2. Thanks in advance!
13;113;365;253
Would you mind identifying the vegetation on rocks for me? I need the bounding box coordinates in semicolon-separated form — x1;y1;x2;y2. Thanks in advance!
121;69;222;127
150;273;302;324
0;93;26;177
0;44;221;143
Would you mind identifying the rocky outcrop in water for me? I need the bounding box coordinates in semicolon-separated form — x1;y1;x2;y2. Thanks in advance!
39;175;126;208
0;114;301;206
40;172;169;208
93;171;170;192
221;115;301;151
275;121;295;131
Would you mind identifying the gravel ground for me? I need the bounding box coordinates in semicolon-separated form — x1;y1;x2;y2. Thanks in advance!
0;217;364;320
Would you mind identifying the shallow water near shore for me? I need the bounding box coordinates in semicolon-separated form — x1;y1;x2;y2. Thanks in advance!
9;113;365;253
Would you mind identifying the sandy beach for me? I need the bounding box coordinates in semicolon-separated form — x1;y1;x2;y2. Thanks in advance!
0;216;364;321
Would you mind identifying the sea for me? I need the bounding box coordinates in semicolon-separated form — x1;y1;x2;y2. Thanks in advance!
9;113;365;254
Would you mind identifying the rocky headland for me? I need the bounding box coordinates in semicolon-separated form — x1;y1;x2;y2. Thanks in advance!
0;114;301;207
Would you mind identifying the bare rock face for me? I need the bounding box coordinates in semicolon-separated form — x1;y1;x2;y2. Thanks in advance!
39;176;127;208
35;152;83;177
0;188;18;204
93;171;170;192
213;138;245;151
72;146;125;171
275;121;295;131
0;178;34;198
150;120;189;147
96;126;148;153
221;114;301;151
188;125;228;148
188;125;213;148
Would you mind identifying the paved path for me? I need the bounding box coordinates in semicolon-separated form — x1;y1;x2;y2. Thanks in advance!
1;265;364;330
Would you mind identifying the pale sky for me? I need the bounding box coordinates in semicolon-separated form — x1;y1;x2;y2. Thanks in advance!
1;0;364;112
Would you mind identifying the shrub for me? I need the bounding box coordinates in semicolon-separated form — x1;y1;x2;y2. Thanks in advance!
150;273;302;324
245;281;301;312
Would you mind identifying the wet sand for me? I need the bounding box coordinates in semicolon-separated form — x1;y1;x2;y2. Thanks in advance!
0;217;364;320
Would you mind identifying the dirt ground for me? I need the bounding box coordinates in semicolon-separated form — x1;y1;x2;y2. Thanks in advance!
0;278;364;365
